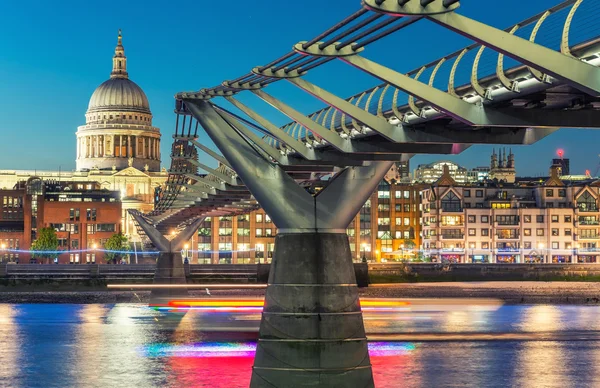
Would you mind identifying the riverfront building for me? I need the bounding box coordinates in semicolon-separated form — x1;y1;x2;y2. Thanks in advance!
0;179;122;263
421;165;600;263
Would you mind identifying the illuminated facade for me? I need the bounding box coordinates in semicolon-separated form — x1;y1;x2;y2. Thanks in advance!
421;166;600;263
0;179;122;263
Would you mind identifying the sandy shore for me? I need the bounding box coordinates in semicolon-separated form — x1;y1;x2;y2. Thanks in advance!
0;282;599;304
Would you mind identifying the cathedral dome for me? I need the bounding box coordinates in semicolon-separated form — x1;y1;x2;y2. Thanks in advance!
87;78;150;113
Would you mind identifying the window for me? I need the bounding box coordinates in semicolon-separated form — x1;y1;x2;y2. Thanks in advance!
378;190;390;199
218;228;232;236
69;208;80;222
256;228;263;237
237;228;250;236
577;191;597;212
464;189;471;197
96;224;115;232
547;202;554;208
87;224;95;234
524;229;531;236
481;216;489;223
468;215;476;223
441;216;462;226
565;215;572;223
256;213;263;223
265;214;271;223
404;217;410;226
468;229;476;236
524;242;532;249
476;190;483;198
496;229;519;239
86;208;96;221
265;229;272;237
565;228;572;236
546;189;554;197
404;204;410;212
496;215;519;225
378;204;390;211
551;215;559;223
552;242;559;249
536;215;544;223
551;228;559;236
481;228;489;236
378;218;390;226
482;242;489;249
403;191;410;199
347;228;355;237
536;229;544;236
558;189;566;198
524;215;531;223
441;191;462;212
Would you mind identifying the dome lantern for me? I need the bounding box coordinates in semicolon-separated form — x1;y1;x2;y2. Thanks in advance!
111;29;128;79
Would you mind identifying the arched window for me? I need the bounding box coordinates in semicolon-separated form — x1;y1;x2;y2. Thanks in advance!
441;191;462;212
577;191;597;212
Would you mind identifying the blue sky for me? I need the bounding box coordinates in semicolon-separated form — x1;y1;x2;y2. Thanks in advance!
0;0;598;176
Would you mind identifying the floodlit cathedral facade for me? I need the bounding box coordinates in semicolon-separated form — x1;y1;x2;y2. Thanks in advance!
0;32;168;242
76;30;161;172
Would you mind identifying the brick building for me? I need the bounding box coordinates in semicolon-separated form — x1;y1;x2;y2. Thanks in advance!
0;178;122;263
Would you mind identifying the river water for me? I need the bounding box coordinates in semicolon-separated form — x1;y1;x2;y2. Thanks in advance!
2;302;600;387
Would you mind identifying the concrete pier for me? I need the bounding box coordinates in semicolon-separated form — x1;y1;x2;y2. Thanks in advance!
250;233;373;388
152;251;188;298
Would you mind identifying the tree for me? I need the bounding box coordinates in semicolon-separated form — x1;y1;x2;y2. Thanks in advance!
31;227;59;264
104;232;129;263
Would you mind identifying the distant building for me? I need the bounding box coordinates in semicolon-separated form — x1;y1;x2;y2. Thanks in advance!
552;158;570;176
384;161;410;183
0;179;122;263
489;148;516;183
414;161;476;184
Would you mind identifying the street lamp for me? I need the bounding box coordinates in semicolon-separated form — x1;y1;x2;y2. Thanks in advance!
183;243;189;264
538;242;545;263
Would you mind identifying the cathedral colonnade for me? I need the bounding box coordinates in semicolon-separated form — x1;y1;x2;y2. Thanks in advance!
76;133;160;161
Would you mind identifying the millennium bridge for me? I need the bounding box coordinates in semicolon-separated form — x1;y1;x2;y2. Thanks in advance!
130;1;600;386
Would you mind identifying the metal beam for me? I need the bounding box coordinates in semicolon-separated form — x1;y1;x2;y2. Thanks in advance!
174;157;236;184
224;96;314;159
251;89;350;151
428;12;600;96
216;108;285;162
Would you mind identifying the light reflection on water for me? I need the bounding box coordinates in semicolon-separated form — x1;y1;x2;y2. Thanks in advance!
1;303;600;387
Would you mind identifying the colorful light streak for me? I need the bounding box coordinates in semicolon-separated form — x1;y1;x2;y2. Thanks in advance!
149;298;411;313
143;341;416;358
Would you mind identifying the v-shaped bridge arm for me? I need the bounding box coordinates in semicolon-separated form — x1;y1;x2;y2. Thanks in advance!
185;99;392;232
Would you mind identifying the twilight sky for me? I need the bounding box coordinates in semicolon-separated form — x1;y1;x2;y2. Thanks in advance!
0;0;598;176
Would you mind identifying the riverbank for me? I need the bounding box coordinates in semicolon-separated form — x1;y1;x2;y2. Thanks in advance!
0;282;600;304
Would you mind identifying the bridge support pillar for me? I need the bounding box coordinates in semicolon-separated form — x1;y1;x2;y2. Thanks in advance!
130;212;204;300
185;99;392;388
251;232;372;388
